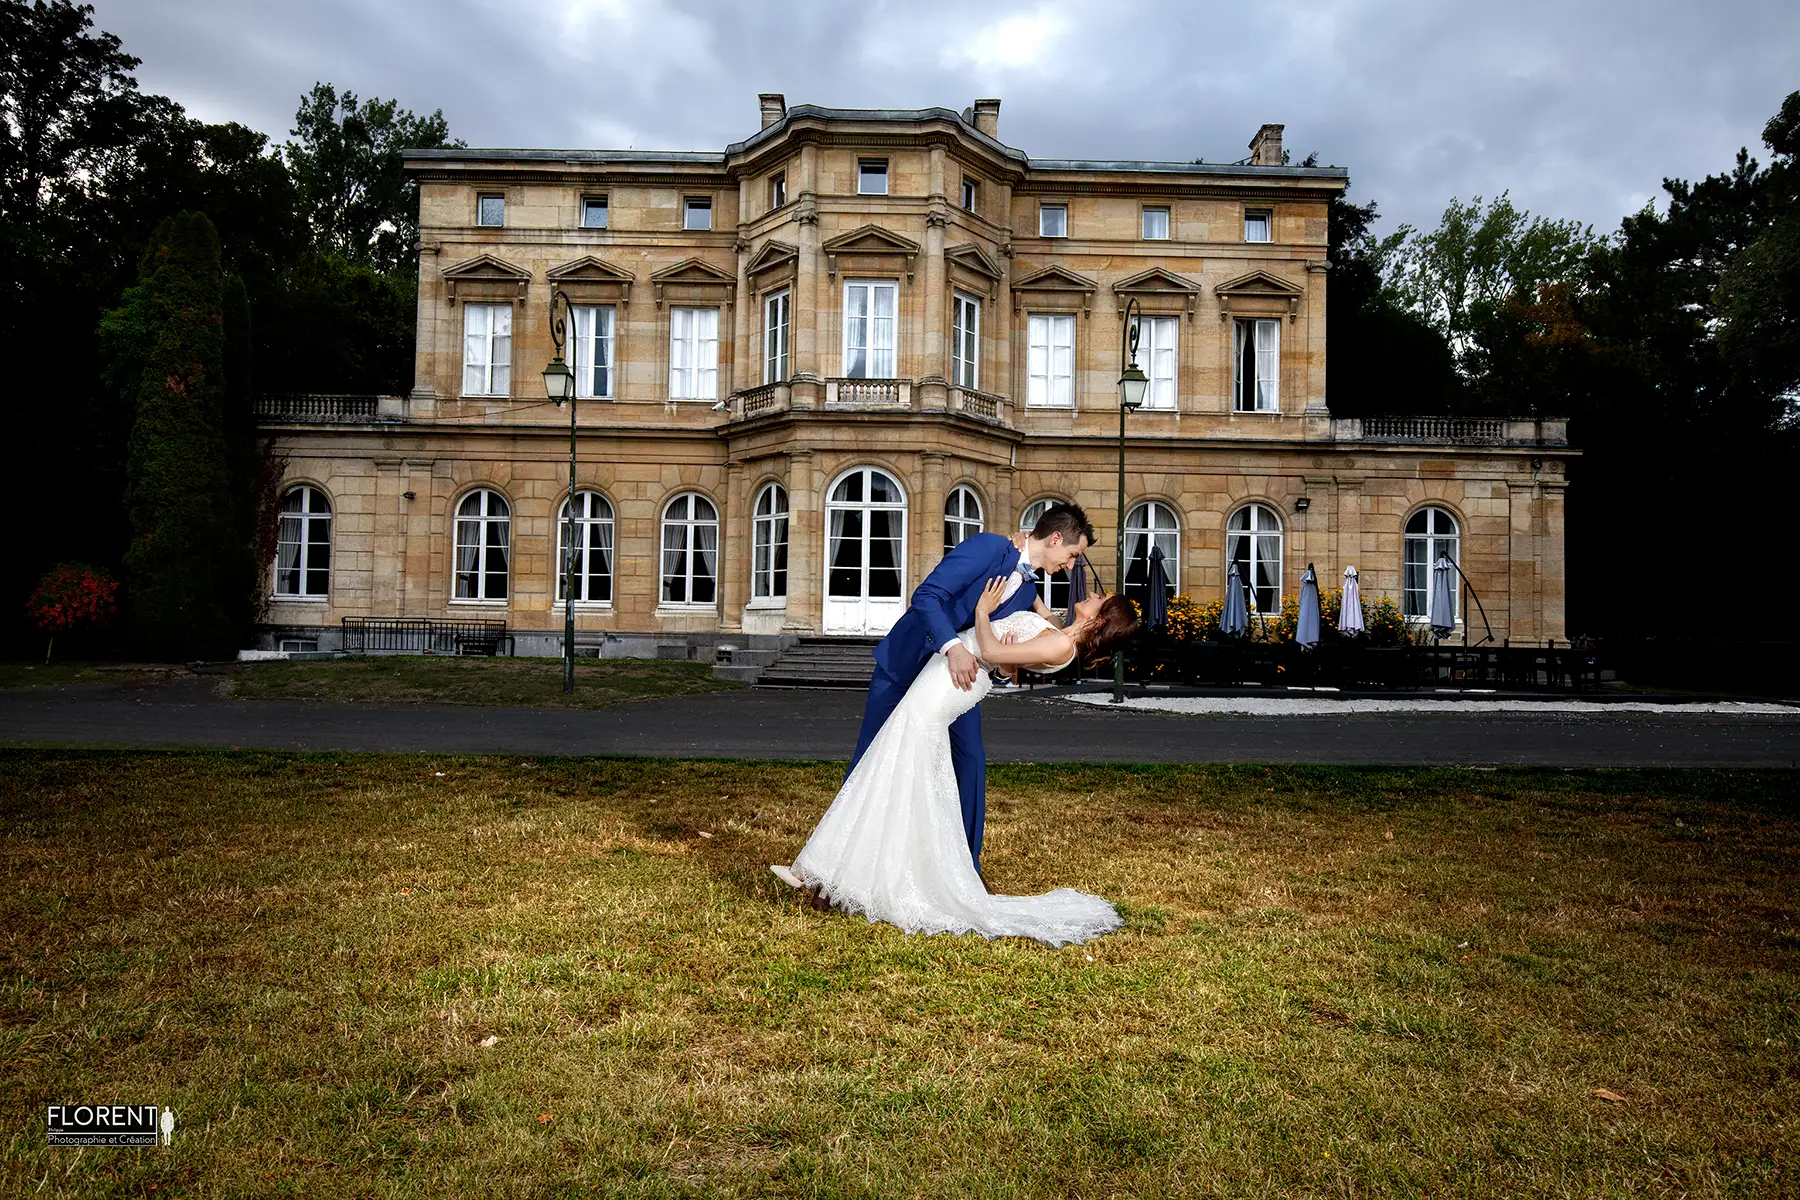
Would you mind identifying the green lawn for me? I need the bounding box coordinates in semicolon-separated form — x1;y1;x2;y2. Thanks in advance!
2;753;1795;1197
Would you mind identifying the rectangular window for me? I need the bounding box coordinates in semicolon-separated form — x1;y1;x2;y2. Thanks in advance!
684;196;712;230
571;305;614;399
842;280;897;378
1244;209;1272;242
961;177;978;212
1142;206;1170;240
1039;203;1068;238
952;292;980;389
858;158;888;195
668;307;720;399
476;194;504;226
764;289;790;384
1026;313;1075;407
1136;315;1178;409
770;173;786;209
461;303;511;395
1233;318;1280;412
581;197;608;228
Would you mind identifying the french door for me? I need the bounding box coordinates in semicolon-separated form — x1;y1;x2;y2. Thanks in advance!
824;466;907;634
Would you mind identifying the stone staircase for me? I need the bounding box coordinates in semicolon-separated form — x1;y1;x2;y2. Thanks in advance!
739;636;881;688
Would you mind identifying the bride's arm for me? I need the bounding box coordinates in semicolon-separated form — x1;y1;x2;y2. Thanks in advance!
974;577;1078;669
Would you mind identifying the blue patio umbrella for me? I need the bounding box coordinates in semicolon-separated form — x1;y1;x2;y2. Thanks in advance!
1145;544;1170;629
1221;560;1249;638
1339;565;1365;637
1297;563;1322;649
1429;555;1457;641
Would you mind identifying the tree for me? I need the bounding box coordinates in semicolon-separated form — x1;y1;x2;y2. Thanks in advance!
283;82;458;272
1716;90;1800;424
120;212;240;659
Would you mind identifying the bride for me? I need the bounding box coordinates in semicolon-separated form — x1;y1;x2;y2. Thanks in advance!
773;576;1139;946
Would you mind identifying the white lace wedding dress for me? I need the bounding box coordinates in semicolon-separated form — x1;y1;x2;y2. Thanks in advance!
791;611;1122;947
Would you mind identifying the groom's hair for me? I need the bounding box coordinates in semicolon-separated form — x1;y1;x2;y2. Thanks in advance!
1029;502;1094;547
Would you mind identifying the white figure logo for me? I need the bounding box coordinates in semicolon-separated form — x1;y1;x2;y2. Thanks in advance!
160;1109;175;1146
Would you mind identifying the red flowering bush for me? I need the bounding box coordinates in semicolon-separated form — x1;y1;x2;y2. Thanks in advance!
25;564;119;663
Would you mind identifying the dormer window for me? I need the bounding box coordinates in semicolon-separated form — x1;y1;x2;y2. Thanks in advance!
858;158;888;195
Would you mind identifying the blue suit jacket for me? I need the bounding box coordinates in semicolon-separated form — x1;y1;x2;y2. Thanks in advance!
872;532;1042;683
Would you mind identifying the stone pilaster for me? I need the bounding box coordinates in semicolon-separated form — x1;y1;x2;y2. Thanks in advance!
720;460;748;632
918;451;947;580
784;449;819;632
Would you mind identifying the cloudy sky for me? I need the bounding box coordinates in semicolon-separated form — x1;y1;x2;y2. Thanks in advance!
90;0;1797;236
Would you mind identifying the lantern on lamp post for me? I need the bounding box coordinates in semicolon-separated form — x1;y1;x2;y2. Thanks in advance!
1114;297;1148;704
543;289;577;694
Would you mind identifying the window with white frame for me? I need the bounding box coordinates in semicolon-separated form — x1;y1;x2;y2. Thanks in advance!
1244;209;1272;242
571;305;614;399
661;493;718;606
668;306;720;399
1125;501;1180;605
1233;317;1280;412
858;158;888;195
753;483;788;600
961;177;978;212
1026;313;1075;407
952;292;980;388
274;485;331;599
581;196;607;228
1228;503;1283;614
842;280;897;378
1142;206;1170;239
1039;203;1068;237
477;194;504;226
944;485;983;551
764;290;790;384
684;196;711;230
1404;507;1461;621
557;491;613;604
1020;498;1072;610
454;489;511;601
1133;315;1178;409
461;303;512;396
770;173;786;209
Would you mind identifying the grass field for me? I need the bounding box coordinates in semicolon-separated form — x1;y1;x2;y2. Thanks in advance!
2;752;1795;1197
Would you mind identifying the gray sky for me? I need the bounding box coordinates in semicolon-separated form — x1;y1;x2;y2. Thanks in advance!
90;0;1798;236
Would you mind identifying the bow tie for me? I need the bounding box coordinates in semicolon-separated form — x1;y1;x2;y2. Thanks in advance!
1016;564;1039;581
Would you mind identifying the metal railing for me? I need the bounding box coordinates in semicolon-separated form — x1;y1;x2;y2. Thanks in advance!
341;616;512;656
256;394;382;423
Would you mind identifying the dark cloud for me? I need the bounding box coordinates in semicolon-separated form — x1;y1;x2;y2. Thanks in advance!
91;0;1798;234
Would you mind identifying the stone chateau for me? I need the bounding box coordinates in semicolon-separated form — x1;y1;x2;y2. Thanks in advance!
258;96;1570;658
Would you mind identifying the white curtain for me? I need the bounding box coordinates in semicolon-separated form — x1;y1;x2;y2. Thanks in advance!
1141;316;1178;409
1254;319;1279;411
694;518;718;599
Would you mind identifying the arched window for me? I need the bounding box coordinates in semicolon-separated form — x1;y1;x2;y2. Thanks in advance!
557;491;613;604
753;483;789;600
1404;507;1461;620
1019;498;1071;611
1125;501;1180;604
274;485;331;599
1227;503;1283;614
661;493;719;605
944;485;983;551
454;489;511;601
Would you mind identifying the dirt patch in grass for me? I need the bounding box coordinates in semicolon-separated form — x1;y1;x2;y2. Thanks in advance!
1;754;1796;1196
225;655;741;709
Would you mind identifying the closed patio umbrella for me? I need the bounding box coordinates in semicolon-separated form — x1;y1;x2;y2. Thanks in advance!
1066;553;1089;622
1429;555;1457;641
1339;565;1365;637
1296;563;1321;649
1221;560;1249;638
1145;544;1169;629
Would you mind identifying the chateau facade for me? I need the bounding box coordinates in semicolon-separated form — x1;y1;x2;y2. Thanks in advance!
259;97;1570;656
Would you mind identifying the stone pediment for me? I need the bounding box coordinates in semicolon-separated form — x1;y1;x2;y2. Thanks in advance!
945;243;1004;281
1011;264;1098;315
1113;267;1203;317
1215;269;1303;321
546;255;634;306
744;240;798;279
649;256;737;308
822;224;921;280
441;253;530;302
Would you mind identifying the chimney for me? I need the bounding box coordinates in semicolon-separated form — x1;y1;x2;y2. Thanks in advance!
971;98;1001;139
758;93;786;129
1249;123;1285;166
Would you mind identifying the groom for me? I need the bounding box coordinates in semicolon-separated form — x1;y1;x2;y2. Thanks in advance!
848;502;1093;875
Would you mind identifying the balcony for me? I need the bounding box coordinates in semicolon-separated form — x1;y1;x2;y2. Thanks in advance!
1333;415;1568;447
825;377;912;409
948;384;1012;427
732;381;792;420
256;394;405;424
727;378;1019;428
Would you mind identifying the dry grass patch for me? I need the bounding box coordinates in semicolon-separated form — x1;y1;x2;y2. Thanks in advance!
226;655;739;709
1;752;1796;1197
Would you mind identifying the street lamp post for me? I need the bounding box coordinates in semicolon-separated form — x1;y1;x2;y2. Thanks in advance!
542;289;577;694
1114;297;1148;704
